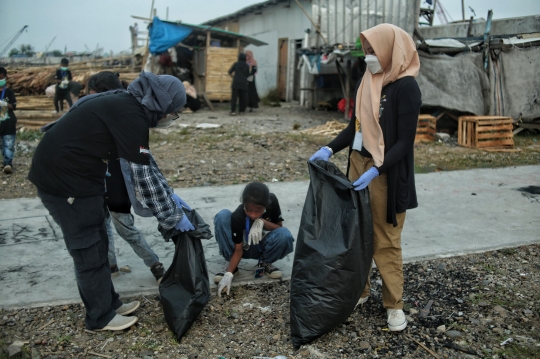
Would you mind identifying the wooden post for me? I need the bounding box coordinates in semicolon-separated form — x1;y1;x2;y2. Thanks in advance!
237;38;241;55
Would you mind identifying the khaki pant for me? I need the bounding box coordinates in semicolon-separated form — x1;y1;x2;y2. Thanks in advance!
349;151;406;309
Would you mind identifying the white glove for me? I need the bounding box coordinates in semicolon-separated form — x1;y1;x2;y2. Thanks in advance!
248;218;264;246
218;272;234;297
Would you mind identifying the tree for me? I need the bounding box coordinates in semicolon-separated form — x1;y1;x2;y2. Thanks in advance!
51;50;63;57
18;44;35;56
8;48;20;57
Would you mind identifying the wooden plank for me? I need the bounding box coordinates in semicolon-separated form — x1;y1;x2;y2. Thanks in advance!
476;139;514;148
483;148;522;152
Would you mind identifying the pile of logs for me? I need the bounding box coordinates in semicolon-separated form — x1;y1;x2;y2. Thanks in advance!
8;62;141;130
301;120;348;136
7;64;140;96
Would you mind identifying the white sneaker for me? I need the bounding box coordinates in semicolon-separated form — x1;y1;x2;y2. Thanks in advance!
115;301;140;316
355;295;369;309
387;309;407;331
97;314;138;331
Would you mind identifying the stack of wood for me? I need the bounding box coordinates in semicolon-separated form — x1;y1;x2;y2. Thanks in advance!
301;120;348;136
7;64;140;96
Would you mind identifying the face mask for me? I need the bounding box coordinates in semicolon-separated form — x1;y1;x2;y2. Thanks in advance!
155;113;179;128
61;67;68;71
365;55;383;74
0;79;6;87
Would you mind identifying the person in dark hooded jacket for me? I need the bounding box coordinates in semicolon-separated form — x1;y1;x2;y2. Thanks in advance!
28;72;193;332
228;53;250;115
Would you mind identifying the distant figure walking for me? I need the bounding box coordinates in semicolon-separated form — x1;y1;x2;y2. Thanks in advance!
228;53;249;116
245;50;260;112
53;58;72;113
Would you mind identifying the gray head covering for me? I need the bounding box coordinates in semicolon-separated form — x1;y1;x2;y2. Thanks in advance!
127;72;186;127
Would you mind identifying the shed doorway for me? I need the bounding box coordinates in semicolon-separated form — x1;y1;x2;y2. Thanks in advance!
278;38;288;101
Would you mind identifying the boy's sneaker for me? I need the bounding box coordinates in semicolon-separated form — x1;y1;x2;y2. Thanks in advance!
115;301;140;316
387;309;407;331
97;314;138;331
213;264;239;283
150;262;165;284
3;165;12;174
259;262;282;279
111;265;120;278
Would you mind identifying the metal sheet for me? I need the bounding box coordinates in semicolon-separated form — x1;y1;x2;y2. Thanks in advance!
311;0;417;46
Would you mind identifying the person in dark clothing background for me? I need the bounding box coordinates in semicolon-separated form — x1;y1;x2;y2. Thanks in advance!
0;67;17;174
228;53;249;115
53;58;73;113
245;50;260;112
309;23;421;333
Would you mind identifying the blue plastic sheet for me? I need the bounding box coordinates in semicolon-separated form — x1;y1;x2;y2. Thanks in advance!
149;17;192;54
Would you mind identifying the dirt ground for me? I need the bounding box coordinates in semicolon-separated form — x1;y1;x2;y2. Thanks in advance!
1;103;540;359
1;245;539;359
3;102;540;200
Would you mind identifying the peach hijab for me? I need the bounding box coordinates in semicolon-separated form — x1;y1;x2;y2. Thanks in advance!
355;23;420;167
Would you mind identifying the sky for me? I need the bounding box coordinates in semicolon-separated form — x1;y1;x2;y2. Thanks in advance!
2;0;539;55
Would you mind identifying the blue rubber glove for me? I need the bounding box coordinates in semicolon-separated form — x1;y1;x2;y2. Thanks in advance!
353;167;379;191
171;193;191;210
175;214;195;232
309;147;332;162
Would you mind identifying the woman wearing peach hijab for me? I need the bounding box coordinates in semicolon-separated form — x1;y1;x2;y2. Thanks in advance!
309;23;421;332
245;50;260;111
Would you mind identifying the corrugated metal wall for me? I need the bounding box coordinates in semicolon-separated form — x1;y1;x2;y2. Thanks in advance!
310;0;417;46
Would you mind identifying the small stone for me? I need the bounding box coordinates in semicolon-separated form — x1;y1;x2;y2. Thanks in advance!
408;308;419;315
31;348;42;359
272;334;280;341
7;345;22;358
492;327;503;333
299;349;309;356
437;263;446;270
445;330;462;338
478;301;489;307
140;331;147;337
482;280;491;286
359;341;371;350
437;325;446;332
493;305;507;317
406;315;414;323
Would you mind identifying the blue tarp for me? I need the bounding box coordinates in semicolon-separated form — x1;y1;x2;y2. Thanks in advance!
149;17;192;54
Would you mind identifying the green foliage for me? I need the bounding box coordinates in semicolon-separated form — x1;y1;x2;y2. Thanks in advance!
17;129;43;141
8;48;19;57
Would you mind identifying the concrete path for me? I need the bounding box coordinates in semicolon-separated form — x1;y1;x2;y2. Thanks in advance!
1;165;538;309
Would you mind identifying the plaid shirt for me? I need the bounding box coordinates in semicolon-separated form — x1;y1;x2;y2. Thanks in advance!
129;155;183;230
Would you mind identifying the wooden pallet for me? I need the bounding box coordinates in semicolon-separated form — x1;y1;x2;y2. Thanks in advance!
458;116;514;149
415;114;436;143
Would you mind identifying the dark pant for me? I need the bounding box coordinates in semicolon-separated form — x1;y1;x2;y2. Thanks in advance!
186;95;201;112
38;189;122;330
231;89;247;113
54;88;73;111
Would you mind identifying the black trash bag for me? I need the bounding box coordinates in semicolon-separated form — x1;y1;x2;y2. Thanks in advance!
158;209;212;342
290;160;374;348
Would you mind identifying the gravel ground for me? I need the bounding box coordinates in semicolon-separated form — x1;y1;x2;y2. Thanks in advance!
1;103;539;359
1;245;539;359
